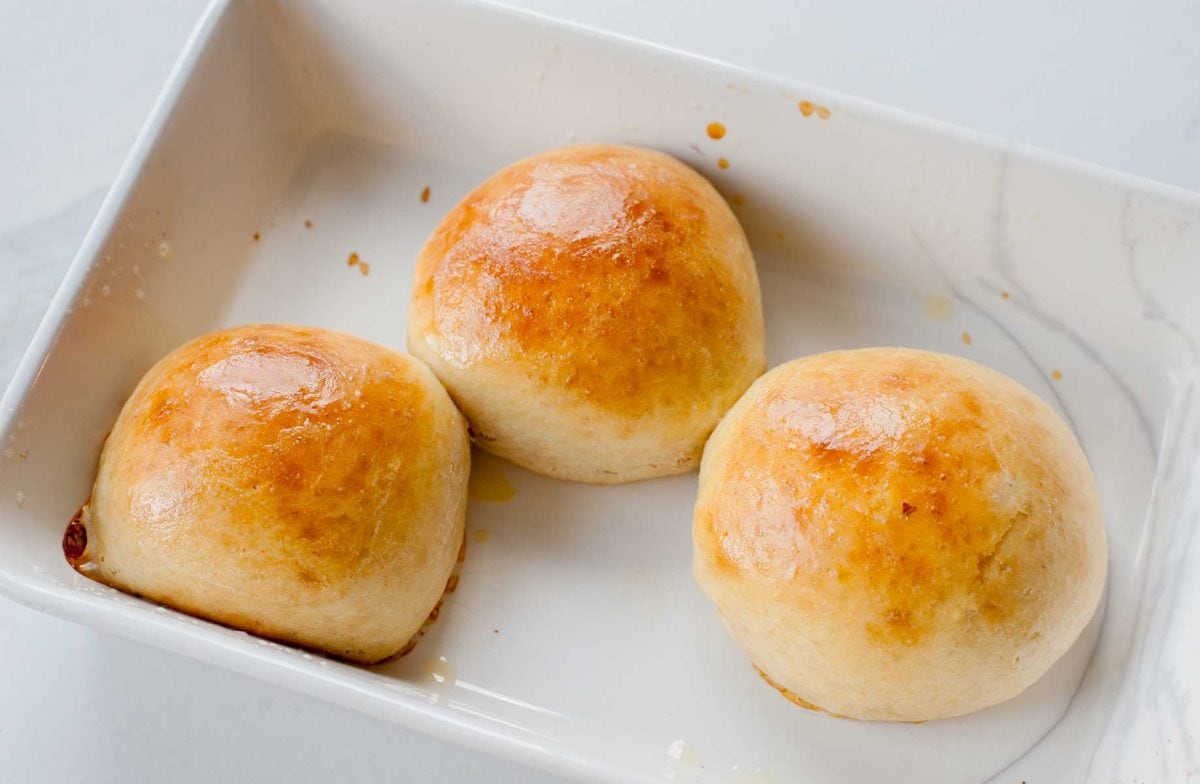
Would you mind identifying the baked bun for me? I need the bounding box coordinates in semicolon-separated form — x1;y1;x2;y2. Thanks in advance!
408;144;765;483
65;325;469;664
693;348;1106;721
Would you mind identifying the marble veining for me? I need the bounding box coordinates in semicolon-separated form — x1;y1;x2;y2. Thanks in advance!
909;140;1200;781
908;226;1081;439
1119;192;1200;366
987;148;1158;452
1086;375;1200;782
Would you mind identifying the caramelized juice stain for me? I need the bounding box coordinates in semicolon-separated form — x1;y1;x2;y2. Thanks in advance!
962;331;973;346
63;509;87;565
472;529;490;544
922;294;954;321
304;219;313;229
421;186;431;203
798;100;831;119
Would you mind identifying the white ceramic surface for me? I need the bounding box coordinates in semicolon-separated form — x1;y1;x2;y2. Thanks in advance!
2;1;1198;782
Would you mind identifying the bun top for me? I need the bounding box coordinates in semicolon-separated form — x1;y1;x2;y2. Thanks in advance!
105;325;449;584
73;324;469;662
696;348;1105;654
410;143;764;423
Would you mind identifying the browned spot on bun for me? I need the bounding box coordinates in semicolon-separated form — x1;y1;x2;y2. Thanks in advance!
376;534;467;664
754;665;839;716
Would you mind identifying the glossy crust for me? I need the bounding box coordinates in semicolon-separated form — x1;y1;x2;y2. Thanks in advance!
68;325;470;664
408;144;765;483
693;348;1107;721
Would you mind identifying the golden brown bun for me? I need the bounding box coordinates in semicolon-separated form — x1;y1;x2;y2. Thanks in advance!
693;348;1107;721
408;144;765;483
67;325;469;664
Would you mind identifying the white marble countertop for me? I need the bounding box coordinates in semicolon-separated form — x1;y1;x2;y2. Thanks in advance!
2;1;1199;781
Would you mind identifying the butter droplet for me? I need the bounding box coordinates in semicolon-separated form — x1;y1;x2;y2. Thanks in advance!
425;656;455;685
469;456;516;503
922;294;954;321
666;739;699;766
731;764;775;782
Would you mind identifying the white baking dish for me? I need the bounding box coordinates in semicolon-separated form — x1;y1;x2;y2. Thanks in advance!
2;1;1198;781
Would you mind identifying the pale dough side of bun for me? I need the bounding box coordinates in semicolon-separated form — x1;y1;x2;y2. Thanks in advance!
72;325;469;664
409;144;765;483
694;348;1107;721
